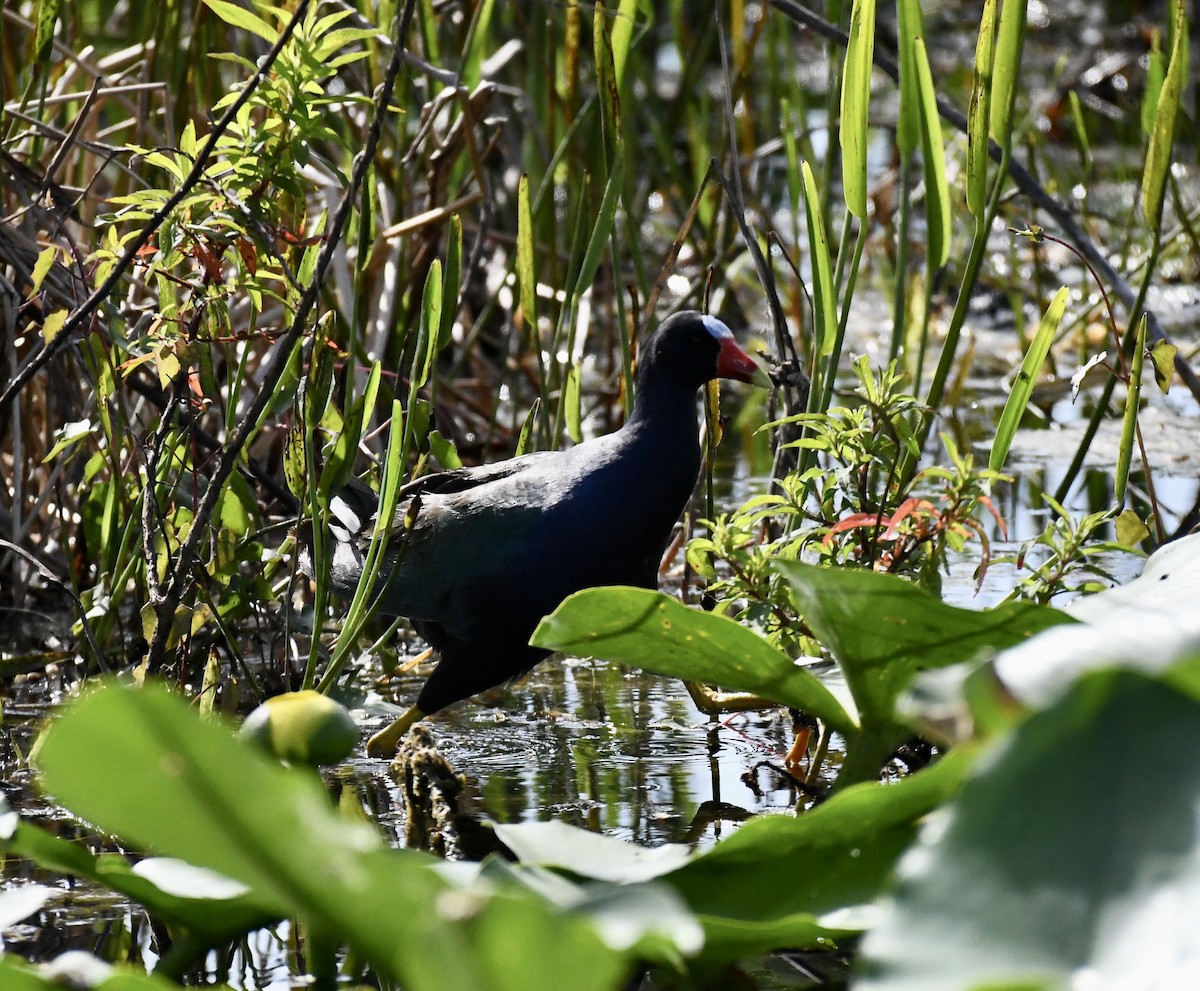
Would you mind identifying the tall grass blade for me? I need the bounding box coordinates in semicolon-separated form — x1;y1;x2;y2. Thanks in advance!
840;0;876;220
990;0;1027;149
966;0;996;220
914;36;950;265
895;0;924;156
610;0;639;85
1142;0;1187;232
800;160;837;359
989;286;1069;472
1141;29;1166;138
1115;315;1147;507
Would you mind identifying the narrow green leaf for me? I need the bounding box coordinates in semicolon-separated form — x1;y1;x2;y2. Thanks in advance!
913;36;951;264
840;0;876;219
1142;0;1188;231
516;397;541;456
610;0;639;85
966;0;997;220
593;2;622;157
571;147;625;301
32;0;59;64
320;361;381;500
1115;314;1147;507
460;0;495;89
800;160;837;357
517;174;537;338
416;259;442;390
989;285;1069;472
564;361;582;444
895;0;927;155
438;215;461;351
202;0;278;42
41;418;92;463
989;0;1027;148
1142;28;1166;137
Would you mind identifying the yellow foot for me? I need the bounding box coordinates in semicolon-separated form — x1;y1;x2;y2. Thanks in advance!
683;680;774;716
366;704;425;758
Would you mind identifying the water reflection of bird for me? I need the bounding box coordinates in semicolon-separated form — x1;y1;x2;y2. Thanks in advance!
308;311;765;756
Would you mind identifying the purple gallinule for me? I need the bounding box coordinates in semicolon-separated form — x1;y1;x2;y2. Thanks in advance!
318;311;765;756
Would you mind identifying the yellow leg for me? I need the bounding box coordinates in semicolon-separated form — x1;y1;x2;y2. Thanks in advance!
366;704;425;757
683;680;774;716
784;725;812;774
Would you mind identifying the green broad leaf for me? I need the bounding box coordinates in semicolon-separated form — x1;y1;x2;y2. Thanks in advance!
997;531;1200;706
217;471;258;537
477;858;704;963
989;285;1069;472
33;682;628;991
0;953;183;990
667;750;974;961
3;802;277;941
857;669;1200;990
427;429;462;469
1142;0;1187;232
40;309;68;346
532;586;856;735
1149;338;1176;393
202;0;278;43
1114;508;1150;547
1114;313;1146;506
800;160;837;357
775;562;1074;745
840;0;876;220
494;821;694;883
